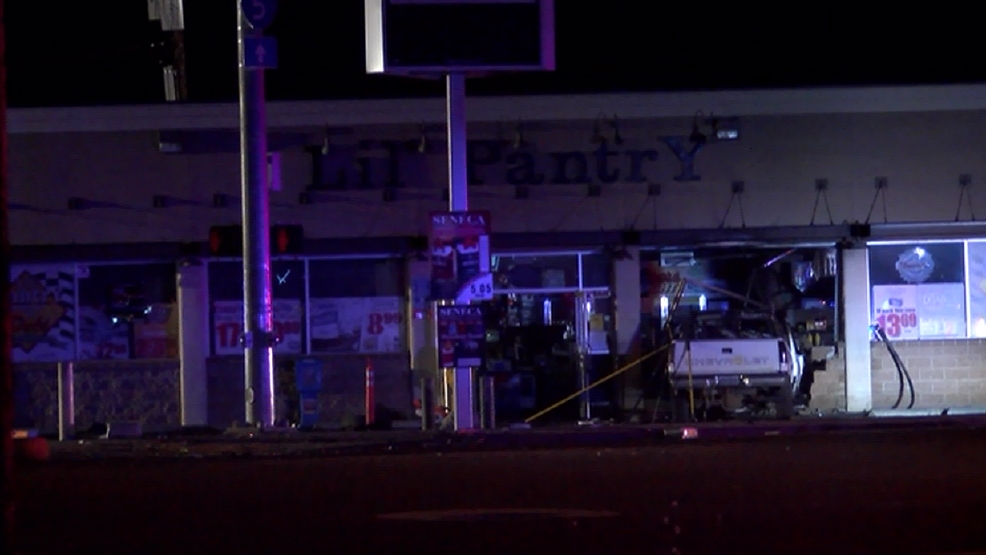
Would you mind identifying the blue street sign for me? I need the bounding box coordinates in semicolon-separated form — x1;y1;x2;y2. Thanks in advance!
243;37;278;69
241;0;277;30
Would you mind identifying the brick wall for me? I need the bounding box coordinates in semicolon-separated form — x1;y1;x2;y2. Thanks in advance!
809;350;847;412
207;354;413;428
871;339;986;409
14;360;181;435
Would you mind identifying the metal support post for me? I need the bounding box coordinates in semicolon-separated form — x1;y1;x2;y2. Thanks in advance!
237;2;275;427
57;362;74;441
480;374;496;429
446;72;468;212
445;72;475;431
576;292;591;421
420;377;434;431
364;358;375;427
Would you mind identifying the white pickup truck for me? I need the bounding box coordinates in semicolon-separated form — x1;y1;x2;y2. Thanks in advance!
667;312;803;420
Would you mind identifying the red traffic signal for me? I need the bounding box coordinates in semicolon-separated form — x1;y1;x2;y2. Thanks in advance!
207;225;303;256
271;225;303;255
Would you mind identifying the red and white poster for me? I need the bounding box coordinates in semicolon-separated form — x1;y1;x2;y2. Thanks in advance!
309;297;403;354
134;303;180;359
428;211;492;303
871;284;919;340
212;299;304;356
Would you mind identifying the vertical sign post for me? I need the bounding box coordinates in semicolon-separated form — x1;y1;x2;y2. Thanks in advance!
237;0;278;427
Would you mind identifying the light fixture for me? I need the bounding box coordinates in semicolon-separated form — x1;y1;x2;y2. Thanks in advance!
417;123;428;154
708;113;741;142
320;123;331;155
611;115;624;145
513;120;525;149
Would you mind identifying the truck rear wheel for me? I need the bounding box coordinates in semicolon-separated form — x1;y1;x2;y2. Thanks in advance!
775;386;795;420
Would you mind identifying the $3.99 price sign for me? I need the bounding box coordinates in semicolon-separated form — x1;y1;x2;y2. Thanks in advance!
875;311;918;339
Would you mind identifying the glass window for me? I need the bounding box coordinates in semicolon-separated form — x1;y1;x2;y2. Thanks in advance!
76;262;177;360
208;259;307;356
493;254;579;290
965;241;986;337
580;253;610;288
208;260;306;301
308;258;405;354
868;242;967;340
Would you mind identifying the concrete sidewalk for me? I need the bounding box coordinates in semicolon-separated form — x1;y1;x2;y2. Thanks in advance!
34;412;986;463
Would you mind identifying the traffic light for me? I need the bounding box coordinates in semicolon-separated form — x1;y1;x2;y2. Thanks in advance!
271;224;304;255
208;225;304;256
208;225;242;257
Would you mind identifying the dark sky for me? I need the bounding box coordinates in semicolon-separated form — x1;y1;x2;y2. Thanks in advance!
6;2;983;108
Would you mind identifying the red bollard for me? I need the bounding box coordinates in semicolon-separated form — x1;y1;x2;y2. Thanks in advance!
364;358;375;427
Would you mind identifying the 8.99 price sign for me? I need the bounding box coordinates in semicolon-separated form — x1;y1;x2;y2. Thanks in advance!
213;299;304;355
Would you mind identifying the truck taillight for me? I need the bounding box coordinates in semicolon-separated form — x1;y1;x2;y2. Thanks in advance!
779;342;790;372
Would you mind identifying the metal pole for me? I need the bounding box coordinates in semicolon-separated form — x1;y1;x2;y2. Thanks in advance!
420;377;434;431
238;2;275;427
446;72;467;212
576;292;591;421
57;362;74;441
481;374;496;429
0;0;15;548
445;72;475;431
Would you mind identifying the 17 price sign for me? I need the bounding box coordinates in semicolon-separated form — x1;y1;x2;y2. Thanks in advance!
215;320;302;349
875;311;918;339
212;299;304;355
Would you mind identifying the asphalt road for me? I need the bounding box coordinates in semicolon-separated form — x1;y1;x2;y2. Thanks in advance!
12;427;986;555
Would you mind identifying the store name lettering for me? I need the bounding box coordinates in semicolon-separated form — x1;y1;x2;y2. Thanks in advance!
309;138;707;190
439;307;482;317
431;212;487;226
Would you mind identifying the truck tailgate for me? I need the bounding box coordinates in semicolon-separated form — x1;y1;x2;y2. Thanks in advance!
673;339;781;376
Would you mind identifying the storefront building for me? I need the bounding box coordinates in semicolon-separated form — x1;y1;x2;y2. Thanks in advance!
9;83;986;432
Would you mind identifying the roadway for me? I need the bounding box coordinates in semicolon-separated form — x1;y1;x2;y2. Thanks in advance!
11;426;986;555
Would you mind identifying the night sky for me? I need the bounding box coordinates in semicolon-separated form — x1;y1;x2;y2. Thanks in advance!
6;2;982;108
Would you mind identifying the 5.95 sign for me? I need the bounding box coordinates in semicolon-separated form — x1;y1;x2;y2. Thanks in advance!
213;299;304;355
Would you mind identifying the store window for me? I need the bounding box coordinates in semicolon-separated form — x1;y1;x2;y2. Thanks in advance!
868;241;967;340
964;241;986;337
580;253;610;289
493;254;580;290
307;258;404;354
77;262;178;360
208;259;307;356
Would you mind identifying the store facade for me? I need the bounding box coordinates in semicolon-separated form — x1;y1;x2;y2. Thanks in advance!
9;84;986;432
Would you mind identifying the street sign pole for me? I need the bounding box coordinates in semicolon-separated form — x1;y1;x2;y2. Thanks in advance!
237;0;276;427
445;72;476;431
